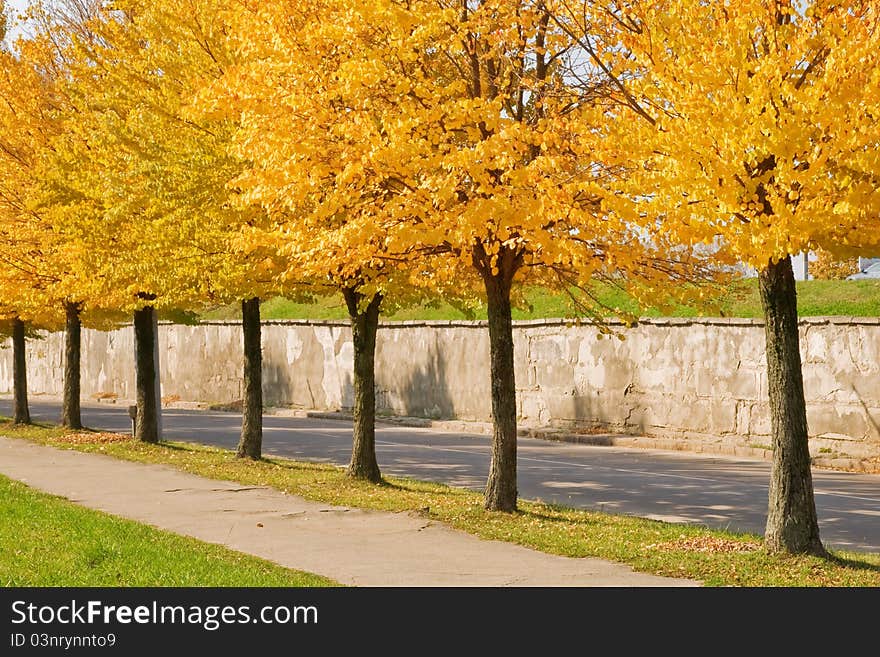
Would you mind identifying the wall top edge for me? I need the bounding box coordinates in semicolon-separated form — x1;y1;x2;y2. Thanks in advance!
190;316;880;329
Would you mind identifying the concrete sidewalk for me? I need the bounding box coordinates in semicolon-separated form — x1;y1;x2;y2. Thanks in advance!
0;437;698;587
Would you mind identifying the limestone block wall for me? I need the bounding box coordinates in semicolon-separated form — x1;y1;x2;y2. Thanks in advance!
2;317;878;459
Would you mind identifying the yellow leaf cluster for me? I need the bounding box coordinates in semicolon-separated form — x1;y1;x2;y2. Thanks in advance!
196;0;726;319
596;0;880;270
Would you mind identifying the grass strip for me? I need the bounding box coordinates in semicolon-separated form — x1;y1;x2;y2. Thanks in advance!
0;468;336;586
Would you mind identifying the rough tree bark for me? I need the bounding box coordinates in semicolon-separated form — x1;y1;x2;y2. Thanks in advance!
342;287;383;483
12;318;30;425
133;305;159;443
474;243;521;512
61;301;83;430
758;256;826;556
237;297;263;459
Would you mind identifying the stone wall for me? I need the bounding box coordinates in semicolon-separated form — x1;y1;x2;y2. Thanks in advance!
2;317;879;460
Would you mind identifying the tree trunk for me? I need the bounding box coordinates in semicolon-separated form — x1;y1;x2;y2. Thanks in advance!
237;297;263;459
133;306;159;443
474;243;521;512
758;256;826;556
12;318;29;425
61;302;83;430
342;287;383;483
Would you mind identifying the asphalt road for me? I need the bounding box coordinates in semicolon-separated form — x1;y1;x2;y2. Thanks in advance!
6;398;880;554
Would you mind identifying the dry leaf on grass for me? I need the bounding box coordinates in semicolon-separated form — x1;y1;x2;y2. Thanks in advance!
56;431;132;445
645;536;761;554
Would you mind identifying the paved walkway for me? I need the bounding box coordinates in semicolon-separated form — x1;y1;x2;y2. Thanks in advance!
0;437;697;587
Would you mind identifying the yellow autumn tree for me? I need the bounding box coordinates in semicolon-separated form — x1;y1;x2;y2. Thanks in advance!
37;0;286;449
580;0;880;554
209;0;724;506
0;25;120;429
196;0;480;482
0;44;55;425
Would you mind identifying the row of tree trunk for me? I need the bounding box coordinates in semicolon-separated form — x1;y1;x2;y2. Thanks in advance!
7;258;827;556
9;292;372;478
10;300;264;460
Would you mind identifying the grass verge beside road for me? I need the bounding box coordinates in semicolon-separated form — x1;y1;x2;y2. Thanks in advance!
202;279;880;321
0;472;336;587
3;419;880;587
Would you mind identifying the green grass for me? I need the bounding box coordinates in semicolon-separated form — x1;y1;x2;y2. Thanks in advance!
5;419;880;587
201;279;880;321
0;469;337;586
